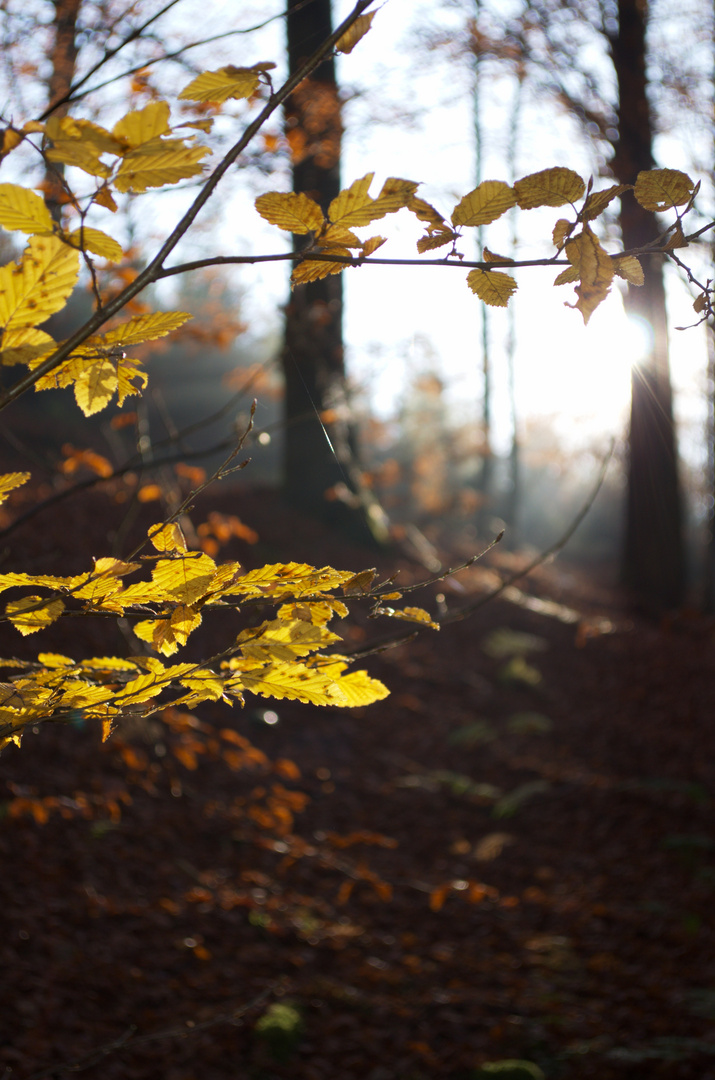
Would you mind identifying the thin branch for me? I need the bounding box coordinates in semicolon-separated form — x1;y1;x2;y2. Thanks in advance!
343;440;615;659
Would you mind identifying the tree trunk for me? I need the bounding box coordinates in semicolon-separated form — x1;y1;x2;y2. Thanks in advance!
283;0;387;543
610;0;686;610
44;0;82;223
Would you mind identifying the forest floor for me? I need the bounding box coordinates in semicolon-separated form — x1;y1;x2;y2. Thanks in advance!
1;481;715;1080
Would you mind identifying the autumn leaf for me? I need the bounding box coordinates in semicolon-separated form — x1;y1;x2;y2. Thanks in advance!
0;236;79;331
113;101;171;149
564;225;614;324
634;168;694;211
582;184;630;221
514;167;585;209
66;227;123;262
0;472;30;504
467;268;518;308
255;191;325;234
336;12;375;53
451;181;516;227
328;174;417;228
614;255;644;287
101;311;192;346
6;595;65;635
0;183;53;234
114;140;210;193
178;65;263;103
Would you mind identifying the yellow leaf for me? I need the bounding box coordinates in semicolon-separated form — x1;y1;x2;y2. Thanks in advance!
362;235;387;256
102;310;192;346
237;618;341;662
408;195;446;230
6;595;64;635
113;101;171;149
514;167;585;209
417;229;456;253
66;227;123;262
254;191;324;234
116;355;148;405
37;653;74;668
152;552;217;604
231;660;347;706
582;184;629;221
401;606;440;630
553;265;580;286
178;65;261;103
0;183;53;234
0;236;79;331
79;655;139;672
94;187;118;213
336;12;375;53
633;168;694;211
0;471;30;504
225;562;353;599
332;669;389;706
321;224;362;247
451;180;516;228
46;141;113;178
342;568;377;594
564;225;614;324
134;604;202;656
292;247;350;285
148;521;187;552
177;119;215;133
74;357;118;416
329;174;417;228
482;247;514;264
45;116;122;157
0;128;22;158
467;268;518;307
114;141;210;193
0;327;55;368
552;219;573;248
614;255;644;286
277;599;348;624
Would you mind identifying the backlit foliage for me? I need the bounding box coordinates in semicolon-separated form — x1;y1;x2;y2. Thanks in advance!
0;5;710;754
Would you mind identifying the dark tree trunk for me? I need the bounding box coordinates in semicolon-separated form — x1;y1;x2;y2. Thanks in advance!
610;0;686;610
45;0;82;223
283;0;387;543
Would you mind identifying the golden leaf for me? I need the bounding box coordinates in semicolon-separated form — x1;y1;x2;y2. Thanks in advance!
552;219;573;248
255;191;325;234
467;268;518;307
0;183;53;234
37;653;74;668
291;247;350;285
113;101;171;149
224;562;353;599
633;168;694;211
152;552;217;605
237;618;341;662
331;669;389;706
0;236;79;331
342;568;377;595
94;187;118;213
0;128;22;158
46;141;113;178
277;599;348;624
45;116;122;157
336;12;375;53
582;184;629;221
361;235;387;257
514;167;585;209
74;357;117;416
321;224;362;247
178;65;264;103
6;595;65;635
116;355;148;405
483;247;514;264
148;521;187;552
66;227;123;262
451;181;516;228
564;225;614;324
231;660;347;706
0;327;55;368
553;265;580;286
417;230;456;253
114;141;210;193
102;310;192;346
408;195;446;230
329;174;417;228
0;471;30;504
614;255;644;287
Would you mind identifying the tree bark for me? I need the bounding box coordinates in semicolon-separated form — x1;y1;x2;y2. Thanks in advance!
610;0;686;610
283;0;387;543
44;0;83;223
